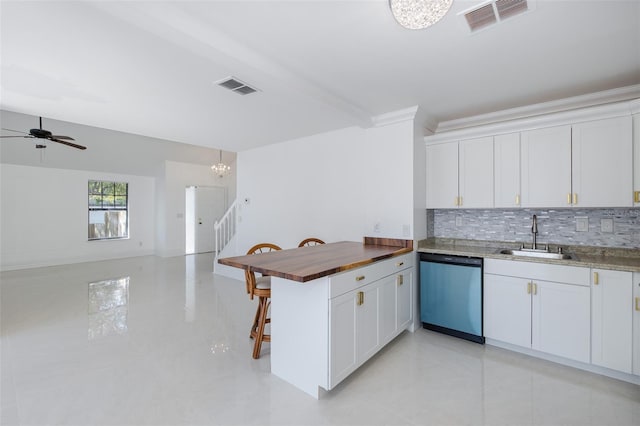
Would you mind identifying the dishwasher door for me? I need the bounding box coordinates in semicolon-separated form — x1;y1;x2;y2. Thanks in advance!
420;253;484;344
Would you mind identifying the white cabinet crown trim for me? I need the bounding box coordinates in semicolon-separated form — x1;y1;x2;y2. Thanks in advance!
425;95;639;145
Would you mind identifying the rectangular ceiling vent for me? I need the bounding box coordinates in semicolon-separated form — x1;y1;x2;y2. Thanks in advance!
216;77;259;95
460;0;533;33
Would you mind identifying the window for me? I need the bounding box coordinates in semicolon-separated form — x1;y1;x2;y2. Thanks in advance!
88;180;129;240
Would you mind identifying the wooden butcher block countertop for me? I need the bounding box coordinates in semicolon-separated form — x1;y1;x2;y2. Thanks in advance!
218;238;413;282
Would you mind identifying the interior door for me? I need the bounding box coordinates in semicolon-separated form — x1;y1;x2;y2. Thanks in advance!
194;186;226;254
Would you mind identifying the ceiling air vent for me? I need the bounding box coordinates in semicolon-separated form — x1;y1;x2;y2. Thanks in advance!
216;77;259;95
460;0;532;33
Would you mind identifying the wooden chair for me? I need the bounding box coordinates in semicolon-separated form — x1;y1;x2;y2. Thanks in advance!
245;243;282;359
297;237;325;247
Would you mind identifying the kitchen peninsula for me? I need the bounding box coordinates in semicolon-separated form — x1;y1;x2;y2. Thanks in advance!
218;238;414;398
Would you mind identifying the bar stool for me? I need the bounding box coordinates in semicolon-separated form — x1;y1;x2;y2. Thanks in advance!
245;243;282;359
297;237;325;247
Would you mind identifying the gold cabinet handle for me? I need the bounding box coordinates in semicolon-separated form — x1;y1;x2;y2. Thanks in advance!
636;297;640;311
355;275;365;282
635;191;640;203
397;274;403;286
357;291;364;306
527;282;532;294
593;272;599;285
515;194;520;206
396;261;404;267
454;196;459;206
567;193;572;204
459;196;463;206
532;282;537;295
573;193;578;205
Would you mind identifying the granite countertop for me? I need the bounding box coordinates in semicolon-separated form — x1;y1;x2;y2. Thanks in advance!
218;238;412;282
418;238;640;272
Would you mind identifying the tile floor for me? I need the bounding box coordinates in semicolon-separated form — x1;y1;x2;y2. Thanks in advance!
1;253;639;425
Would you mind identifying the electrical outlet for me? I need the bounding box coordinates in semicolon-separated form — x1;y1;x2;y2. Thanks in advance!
455;216;463;227
601;218;614;233
374;222;381;233
576;217;588;232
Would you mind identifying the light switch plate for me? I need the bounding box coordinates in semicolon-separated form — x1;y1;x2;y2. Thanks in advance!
576;217;588;232
601;218;614;233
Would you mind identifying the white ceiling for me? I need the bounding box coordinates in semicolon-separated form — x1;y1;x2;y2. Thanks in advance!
1;1;639;153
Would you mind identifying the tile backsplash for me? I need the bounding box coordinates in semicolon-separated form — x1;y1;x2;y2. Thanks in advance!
428;208;640;248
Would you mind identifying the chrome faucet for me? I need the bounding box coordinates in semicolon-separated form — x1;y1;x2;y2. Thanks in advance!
531;214;538;250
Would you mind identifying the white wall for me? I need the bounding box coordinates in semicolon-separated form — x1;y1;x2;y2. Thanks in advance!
0;164;155;270
234;120;415;254
155;160;236;257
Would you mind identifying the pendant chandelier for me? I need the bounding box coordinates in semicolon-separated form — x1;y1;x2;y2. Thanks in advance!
211;150;231;178
389;0;453;30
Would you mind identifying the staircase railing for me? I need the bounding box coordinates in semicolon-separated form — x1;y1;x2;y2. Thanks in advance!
214;199;238;257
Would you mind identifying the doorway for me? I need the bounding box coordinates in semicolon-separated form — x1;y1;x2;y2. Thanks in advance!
185;186;227;254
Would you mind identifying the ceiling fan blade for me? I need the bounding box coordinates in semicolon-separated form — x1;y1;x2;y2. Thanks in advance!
49;138;87;150
50;135;75;141
1;128;28;134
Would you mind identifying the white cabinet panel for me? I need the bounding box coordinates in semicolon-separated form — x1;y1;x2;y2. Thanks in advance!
397;269;413;332
521;125;572;207
633;115;640;206
357;284;380;361
572;116;633;207
631;272;640;375
494;133;521;208
484;274;531;347
426;142;458;208
459;137;494;208
329;291;357;386
379;274;397;345
591;269;633;373
532;280;590;363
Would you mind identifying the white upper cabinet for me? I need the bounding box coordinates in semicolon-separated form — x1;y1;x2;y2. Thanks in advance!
521;125;572;208
459;137;494;208
572;116;633;207
426;138;493;209
494;133;521;208
426;142;458;208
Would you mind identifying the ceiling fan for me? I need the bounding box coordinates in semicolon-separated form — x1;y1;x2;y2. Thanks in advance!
0;117;87;150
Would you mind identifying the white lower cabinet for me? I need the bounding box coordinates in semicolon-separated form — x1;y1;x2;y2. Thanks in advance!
591;268;633;373
328;254;413;389
633;272;640;375
484;259;591;363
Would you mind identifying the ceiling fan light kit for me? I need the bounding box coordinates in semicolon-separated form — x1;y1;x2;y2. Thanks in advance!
389;0;453;30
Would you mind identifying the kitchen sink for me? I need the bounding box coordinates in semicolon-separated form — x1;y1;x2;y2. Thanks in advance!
499;249;573;260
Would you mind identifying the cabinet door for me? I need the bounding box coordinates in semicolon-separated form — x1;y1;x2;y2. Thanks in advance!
379;274;397;346
426;142;458;208
633;114;640;206
484;274;531;348
356;284;380;362
532;280;590;363
572;116;633;207
521;125;572;207
459;137;494;208
632;272;640;375
494;133;521;208
329;291;357;387
396;269;413;332
591;269;632;373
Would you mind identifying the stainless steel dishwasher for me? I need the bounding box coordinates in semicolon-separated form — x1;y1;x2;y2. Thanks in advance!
419;252;484;344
